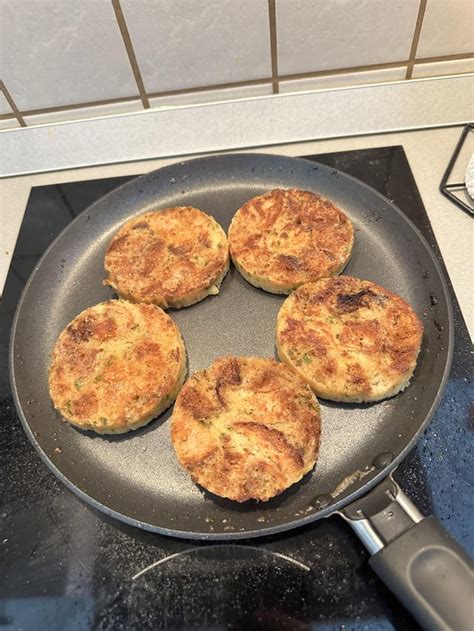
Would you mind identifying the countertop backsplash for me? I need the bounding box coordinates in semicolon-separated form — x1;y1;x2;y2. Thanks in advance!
0;0;472;130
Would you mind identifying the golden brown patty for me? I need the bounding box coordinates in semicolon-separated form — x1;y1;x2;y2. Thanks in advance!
228;188;354;294
171;356;321;502
276;276;423;403
104;207;229;308
49;300;186;434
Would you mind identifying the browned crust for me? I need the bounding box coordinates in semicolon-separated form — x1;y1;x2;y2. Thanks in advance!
104;207;229;308
171;356;321;502
228;189;354;292
276;276;424;402
48;300;186;433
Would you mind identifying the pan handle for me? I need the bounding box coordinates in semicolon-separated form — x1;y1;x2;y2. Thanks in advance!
340;476;474;631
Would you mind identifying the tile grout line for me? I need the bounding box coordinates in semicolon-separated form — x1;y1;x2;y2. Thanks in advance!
415;52;474;64
268;0;279;94
0;80;27;127
279;60;410;82
147;78;271;99
0;53;472;124
111;0;150;109
406;0;428;80
19;95;144;118
268;52;473;82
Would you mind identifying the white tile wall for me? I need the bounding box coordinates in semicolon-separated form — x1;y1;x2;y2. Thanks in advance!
0;0;471;126
121;0;272;93
417;0;474;58
149;83;273;110
0;0;138;110
0;91;13;115
413;58;474;78
276;0;420;76
279;67;407;94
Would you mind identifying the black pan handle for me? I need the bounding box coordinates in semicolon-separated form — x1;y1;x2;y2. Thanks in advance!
340;476;474;631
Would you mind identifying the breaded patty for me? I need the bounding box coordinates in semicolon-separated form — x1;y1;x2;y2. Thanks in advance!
171;356;321;502
49;300;186;434
228;188;354;294
276;276;423;403
104;207;229;308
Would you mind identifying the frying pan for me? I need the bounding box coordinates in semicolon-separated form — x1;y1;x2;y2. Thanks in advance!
10;154;473;629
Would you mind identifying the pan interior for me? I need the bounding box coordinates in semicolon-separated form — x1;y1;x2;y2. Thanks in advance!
11;154;451;537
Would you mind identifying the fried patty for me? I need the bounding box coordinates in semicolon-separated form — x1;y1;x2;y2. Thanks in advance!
276;276;423;403
104;207;229;308
49;300;186;434
171;356;321;502
228;189;354;294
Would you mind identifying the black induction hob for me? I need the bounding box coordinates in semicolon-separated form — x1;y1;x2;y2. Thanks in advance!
1;147;472;631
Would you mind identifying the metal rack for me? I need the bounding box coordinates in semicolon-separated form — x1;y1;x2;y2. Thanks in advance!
440;123;474;216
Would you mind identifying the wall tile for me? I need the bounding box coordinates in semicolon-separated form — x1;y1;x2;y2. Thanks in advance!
413;58;474;78
24;100;143;127
279;66;407;93
417;0;474;58
0;0;138;110
0;90;14;115
277;0;419;75
121;0;272;93
149;83;273;109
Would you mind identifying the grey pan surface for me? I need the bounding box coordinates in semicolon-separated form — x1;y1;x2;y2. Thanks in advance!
10;153;453;539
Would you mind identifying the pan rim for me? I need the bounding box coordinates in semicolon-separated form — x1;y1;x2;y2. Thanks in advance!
9;152;454;540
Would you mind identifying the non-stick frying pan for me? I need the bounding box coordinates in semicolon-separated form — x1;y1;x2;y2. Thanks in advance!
10;154;473;629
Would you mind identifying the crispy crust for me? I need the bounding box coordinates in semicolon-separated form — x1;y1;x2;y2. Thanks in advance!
228;189;354;294
171;356;321;502
276;276;424;403
48;300;186;434
104;207;229;308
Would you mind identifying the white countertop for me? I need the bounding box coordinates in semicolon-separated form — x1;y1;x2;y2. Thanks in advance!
1;125;472;339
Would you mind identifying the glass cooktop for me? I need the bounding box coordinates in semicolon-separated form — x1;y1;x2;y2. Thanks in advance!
1;147;472;631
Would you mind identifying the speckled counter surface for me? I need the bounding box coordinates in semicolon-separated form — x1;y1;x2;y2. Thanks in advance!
1;146;472;630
